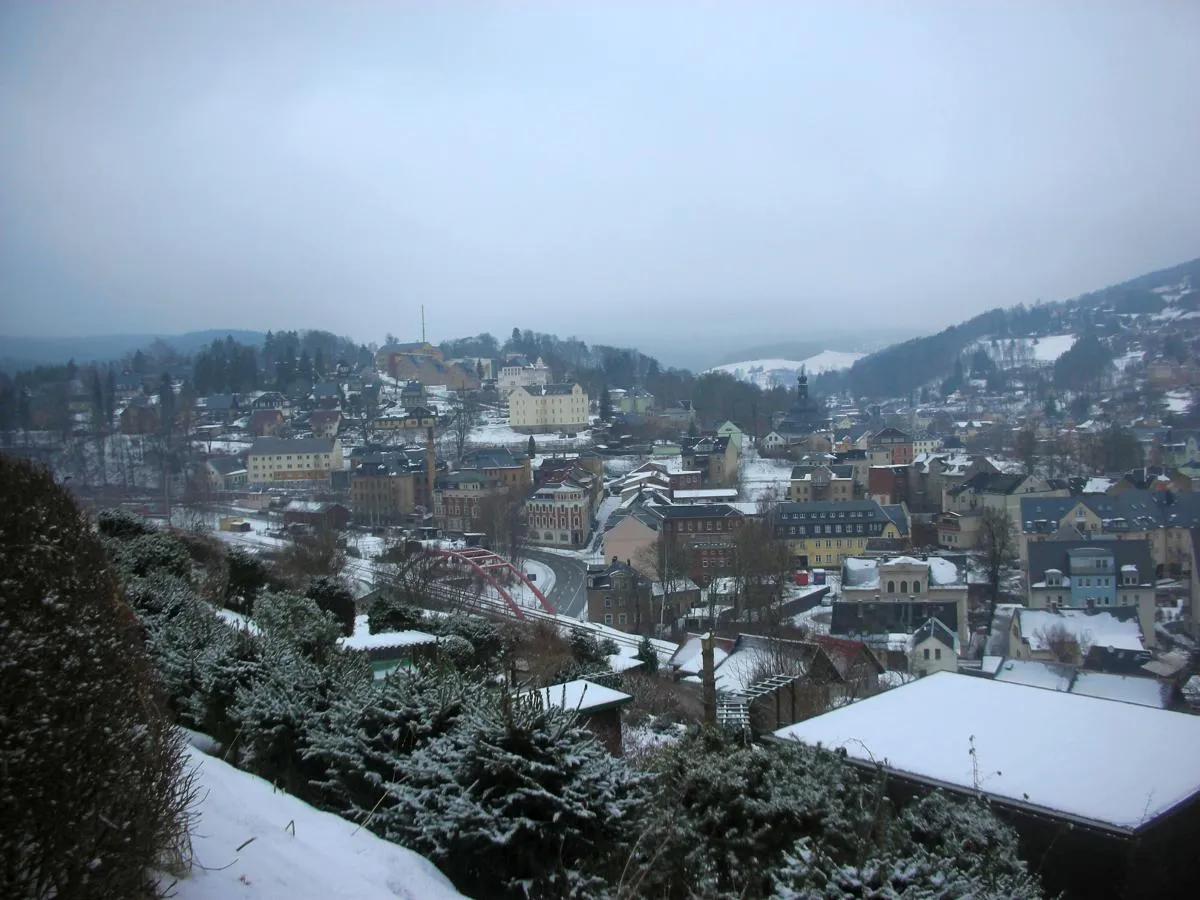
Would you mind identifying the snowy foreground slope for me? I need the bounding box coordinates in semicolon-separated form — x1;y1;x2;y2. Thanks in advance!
172;744;466;900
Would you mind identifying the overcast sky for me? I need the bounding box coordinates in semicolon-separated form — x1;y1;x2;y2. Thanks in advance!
2;2;1198;358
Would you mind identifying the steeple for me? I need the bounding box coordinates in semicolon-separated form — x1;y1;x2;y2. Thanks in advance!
797;365;809;402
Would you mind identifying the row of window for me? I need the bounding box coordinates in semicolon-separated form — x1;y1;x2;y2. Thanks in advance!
602;613;629;626
786;523;873;536
886;579;922;594
780;509;875;521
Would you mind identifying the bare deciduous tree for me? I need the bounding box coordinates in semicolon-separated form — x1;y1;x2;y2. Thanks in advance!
978;506;1018;609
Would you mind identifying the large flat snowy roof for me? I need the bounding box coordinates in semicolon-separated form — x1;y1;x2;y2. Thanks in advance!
773;672;1200;832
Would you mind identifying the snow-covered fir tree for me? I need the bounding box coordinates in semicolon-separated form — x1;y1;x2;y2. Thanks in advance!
389;692;651;899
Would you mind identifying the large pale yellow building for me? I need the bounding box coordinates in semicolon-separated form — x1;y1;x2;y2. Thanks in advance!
508;382;589;432
247;437;343;485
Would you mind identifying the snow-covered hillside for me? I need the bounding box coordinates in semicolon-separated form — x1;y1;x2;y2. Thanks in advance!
708;350;864;389
967;334;1076;369
173;743;466;900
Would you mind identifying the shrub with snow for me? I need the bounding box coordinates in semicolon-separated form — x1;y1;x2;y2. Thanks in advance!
0;456;193;899
389;693;651;899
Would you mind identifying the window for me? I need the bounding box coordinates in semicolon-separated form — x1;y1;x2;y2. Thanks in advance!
900;580;908;594
934;648;942;660
912;580;921;593
603;614;613;625
923;648;930;660
887;580;896;594
618;613;627;625
604;597;612;608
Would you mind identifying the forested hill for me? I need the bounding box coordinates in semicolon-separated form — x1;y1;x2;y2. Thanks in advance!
835;257;1200;400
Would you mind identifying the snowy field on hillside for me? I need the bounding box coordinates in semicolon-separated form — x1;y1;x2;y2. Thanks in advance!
172;743;466;900
468;418;593;447
969;334;1076;368
707;350;864;388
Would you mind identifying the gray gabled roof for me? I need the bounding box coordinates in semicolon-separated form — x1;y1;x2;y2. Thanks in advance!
1027;539;1154;585
249;437;336;455
912;616;958;651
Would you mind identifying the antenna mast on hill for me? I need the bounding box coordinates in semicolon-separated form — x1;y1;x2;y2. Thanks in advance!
421;305;426;343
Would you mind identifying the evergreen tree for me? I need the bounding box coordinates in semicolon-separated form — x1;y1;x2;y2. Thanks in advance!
635;635;660;673
306;575;357;637
391;693;650;899
528;434;537;458
599;382;613;420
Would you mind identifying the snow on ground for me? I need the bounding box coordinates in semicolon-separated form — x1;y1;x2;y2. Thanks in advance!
522;558;556;595
707;350;864;389
969;334;1076;369
1165;390;1192;413
173;743;466;900
469;418;593;447
739;452;793;502
774;672;1200;830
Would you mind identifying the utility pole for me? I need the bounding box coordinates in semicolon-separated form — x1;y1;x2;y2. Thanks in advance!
421;305;426;344
701;631;717;727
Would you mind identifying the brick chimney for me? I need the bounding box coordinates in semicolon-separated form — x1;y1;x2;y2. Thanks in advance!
426;426;437;511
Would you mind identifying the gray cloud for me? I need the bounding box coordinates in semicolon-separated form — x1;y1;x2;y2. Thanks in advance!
2;1;1198;355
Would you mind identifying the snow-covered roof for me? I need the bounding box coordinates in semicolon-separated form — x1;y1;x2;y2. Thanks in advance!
1017;608;1144;653
1069;671;1170;709
841;555;963;590
340;629;439;651
1082;477;1116;494
993;658;1073;692
530;679;632;714
774;672;1200;831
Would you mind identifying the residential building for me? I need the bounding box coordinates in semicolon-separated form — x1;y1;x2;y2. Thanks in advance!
376;405;438;433
680;434;740;486
508;382;589;432
202;456;248;492
281;500;351;531
788;463;856;502
658;504;744;583
602;506;664;578
497;356;551;395
461;446;533;490
759;431;787;452
772;500;903;569
311;381;343;409
908;616;958;676
309;409;341;438
715;420;744;444
1009;606;1150;669
251;391;288;411
1020;489;1200;577
400;380;425;408
586;559;658;634
119;397;158;434
197;393;241;424
1026;539;1157;648
249;408;285;437
867;465;910;506
375;342;480;390
525;478;594;548
247;437;342;485
616;388;655;416
838;554;970;646
433;470;499;533
934;509;984;549
944;471;1067;531
351;463;416;525
870;427;913;465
